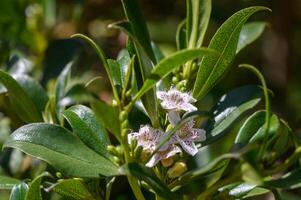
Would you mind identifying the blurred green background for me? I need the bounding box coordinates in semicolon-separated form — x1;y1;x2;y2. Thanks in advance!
0;0;300;199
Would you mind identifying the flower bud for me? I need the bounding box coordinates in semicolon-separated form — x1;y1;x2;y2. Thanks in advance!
119;111;128;122
121;120;129;130
167;162;187;178
116;145;124;155
172;76;179;84
107;145;119;156
161;157;174;168
125;90;132;98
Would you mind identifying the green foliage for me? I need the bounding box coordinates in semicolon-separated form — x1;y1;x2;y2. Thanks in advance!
193;7;270;100
4;123;121;177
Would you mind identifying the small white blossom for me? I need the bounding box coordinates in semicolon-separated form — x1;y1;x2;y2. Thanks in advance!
172;120;206;156
146;145;181;167
128;125;162;152
157;87;197;112
128;125;181;167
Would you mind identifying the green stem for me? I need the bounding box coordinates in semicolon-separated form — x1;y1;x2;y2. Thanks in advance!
239;64;270;159
120;108;146;200
71;34;120;105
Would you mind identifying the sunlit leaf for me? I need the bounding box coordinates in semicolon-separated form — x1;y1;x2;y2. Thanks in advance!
0;176;20;190
193;7;270;100
237;22;267;53
63;105;111;158
4;123;121;178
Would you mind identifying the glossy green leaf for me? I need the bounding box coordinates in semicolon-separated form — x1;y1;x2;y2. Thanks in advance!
0;176;20;189
121;0;156;63
50;179;95;200
237;22;267;53
193;6;270;100
117;49;131;87
107;59;122;87
9;182;28;200
126;163;173;199
4;123;121;178
91;101;120;140
0;70;42;122
203;85;263;145
187;0;211;48
223;183;269;198
133;48;218;102
264;169;301;189
55;62;72;120
25;172;50;200
14;75;49;114
171;153;240;188
235;111;279;146
63;105;111;158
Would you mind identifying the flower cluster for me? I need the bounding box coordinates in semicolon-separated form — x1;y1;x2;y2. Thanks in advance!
128;87;206;167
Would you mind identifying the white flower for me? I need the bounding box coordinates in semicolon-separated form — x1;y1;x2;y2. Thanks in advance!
128;125;162;152
128;125;182;167
172;120;206;156
157;87;197;112
146;145;181;167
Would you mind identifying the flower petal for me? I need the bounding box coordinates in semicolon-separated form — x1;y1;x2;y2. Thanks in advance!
146;154;161;167
179;103;197;112
179;140;198;155
168;111;181;126
157;91;167;100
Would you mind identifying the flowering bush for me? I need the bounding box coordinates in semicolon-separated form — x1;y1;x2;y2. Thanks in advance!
0;0;300;199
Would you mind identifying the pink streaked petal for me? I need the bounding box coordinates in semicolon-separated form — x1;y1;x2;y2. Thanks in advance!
168;111;181;126
163;145;182;158
146;154;161;167
179;140;198;156
179;103;197;112
127;132;139;143
193;128;206;142
161;101;177;110
157;91;167;100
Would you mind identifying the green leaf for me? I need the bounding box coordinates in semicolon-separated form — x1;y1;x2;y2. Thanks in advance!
237;22;267;53
55;62;72;120
9;182;29;200
91;101;120;140
235;111;279;146
49;179;95;200
4;123;121;178
220;182;270;199
187;0;212;48
126;163;173;199
14;75;49;114
63;105;111;158
132;48;218;102
117;49;131;87
107;59;122;87
121;0;156;63
172;153;240;188
0;70;42;122
0;176;20;190
193;6;270;100
25;172;50;200
203;85;263;145
264;169;301;189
